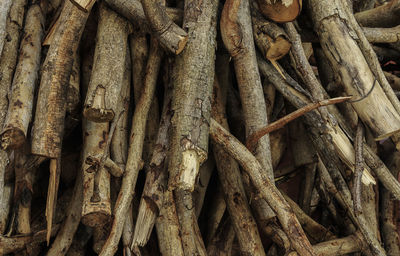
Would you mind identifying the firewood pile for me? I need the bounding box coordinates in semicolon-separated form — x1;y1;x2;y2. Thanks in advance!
1;0;400;255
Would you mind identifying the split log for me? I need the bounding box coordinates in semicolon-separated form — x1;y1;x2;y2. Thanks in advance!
83;2;131;122
1;2;45;150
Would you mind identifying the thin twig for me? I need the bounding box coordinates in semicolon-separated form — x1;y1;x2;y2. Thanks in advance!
246;96;351;151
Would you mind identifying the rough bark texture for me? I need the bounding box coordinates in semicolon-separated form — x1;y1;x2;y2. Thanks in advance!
1;2;45;150
167;0;218;191
32;0;93;158
83;3;131;123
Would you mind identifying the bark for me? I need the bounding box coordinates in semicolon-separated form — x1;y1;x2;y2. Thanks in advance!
355;0;400;27
211;76;266;255
307;0;400;141
210;119;315;255
381;152;400;256
140;0;187;54
168;0;218;191
99;38;161;256
1;2;45;150
83;3;131;122
132;72;173;247
32;0;93;158
0;0;12;56
206;217;235;256
105;0;182;32
81;121;111;227
155;189;184;256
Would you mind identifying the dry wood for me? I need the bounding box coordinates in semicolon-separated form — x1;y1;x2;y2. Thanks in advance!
131;73;172;248
381;152;400;255
193;156;215;218
362;26;400;43
83;3;131;122
0;225;60;255
355;0;400;27
1;2;45;150
206;217;236;256
167;0;218;192
140;0;187;54
221;0;274;182
105;0;182;33
257;0;302;22
308;0;400;141
210;119;315;255
258;57;376;185
81;122;111;227
99;38;161;256
212;76;266;255
71;0;96;12
246;96;350;151
0;0;12;56
155;189;184;256
32;0;93;158
252;13;291;62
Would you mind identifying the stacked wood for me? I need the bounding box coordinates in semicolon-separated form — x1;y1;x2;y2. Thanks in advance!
0;0;400;255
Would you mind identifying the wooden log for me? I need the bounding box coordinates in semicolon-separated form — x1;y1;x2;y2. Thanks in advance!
132;81;172;247
1;2;45;150
99;38;161;256
83;3;131;122
355;0;400;27
210;119;315;256
32;0;94;158
211;76;266;255
308;0;400;141
140;0;187;54
167;0;218;192
81;122;111;227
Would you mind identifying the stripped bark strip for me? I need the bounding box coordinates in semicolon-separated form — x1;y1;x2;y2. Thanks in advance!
99;38;162;256
83;2;131;122
1;2;45;150
210;119;315;255
212;77;266;255
141;0;187;54
246;96;350;151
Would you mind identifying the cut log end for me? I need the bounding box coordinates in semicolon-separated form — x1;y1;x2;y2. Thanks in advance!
0;128;25;150
266;36;291;60
257;0;302;23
